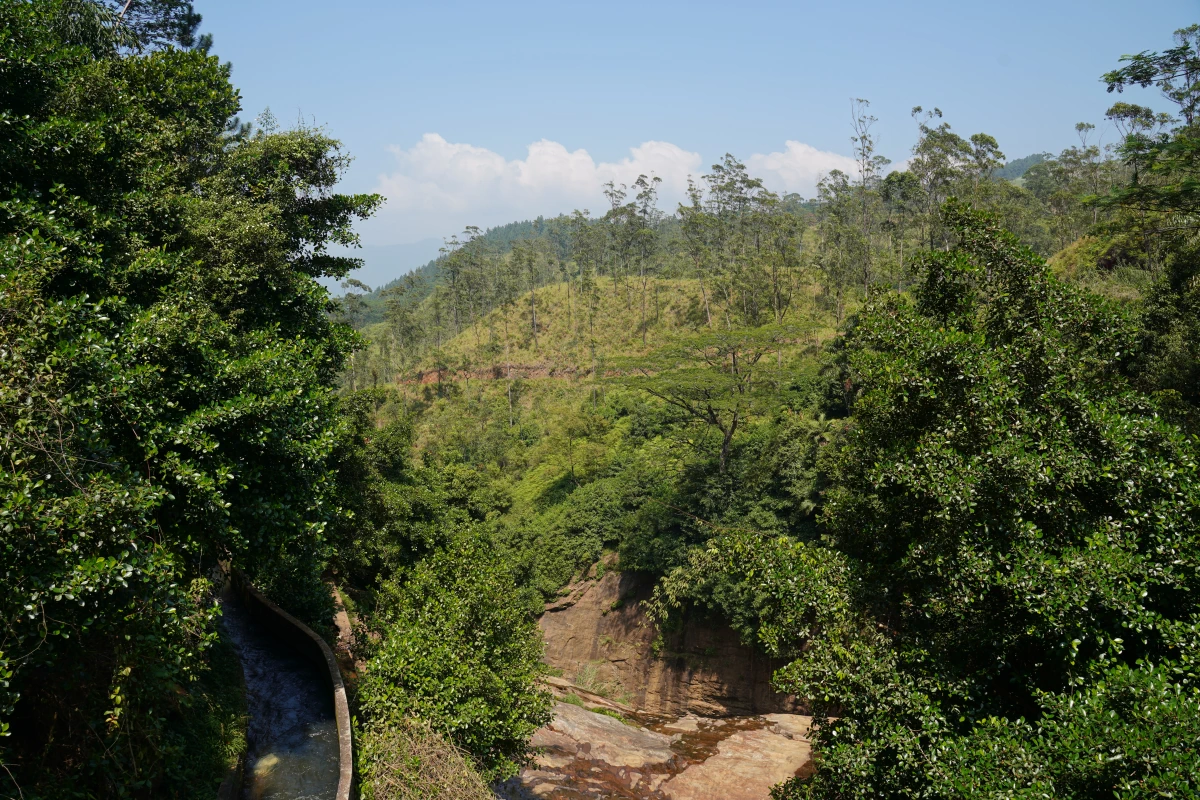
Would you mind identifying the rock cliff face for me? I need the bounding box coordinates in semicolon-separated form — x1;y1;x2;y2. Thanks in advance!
502;569;815;799
539;570;799;717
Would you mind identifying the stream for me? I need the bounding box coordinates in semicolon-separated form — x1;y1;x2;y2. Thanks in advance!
219;587;341;800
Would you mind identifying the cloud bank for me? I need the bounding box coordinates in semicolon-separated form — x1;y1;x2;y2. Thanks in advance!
369;134;859;243
747;141;859;195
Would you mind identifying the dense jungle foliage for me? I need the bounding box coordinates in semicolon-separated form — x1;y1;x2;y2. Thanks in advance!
0;1;384;794
3;1;1198;797
0;5;549;797
337;23;1200;799
329;391;551;781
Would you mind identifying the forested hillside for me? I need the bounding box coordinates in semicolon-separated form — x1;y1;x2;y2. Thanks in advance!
2;3;1198;798
345;217;577;327
337;27;1200;799
341;99;1166;392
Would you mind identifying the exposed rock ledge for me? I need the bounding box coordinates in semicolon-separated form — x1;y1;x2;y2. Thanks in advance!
496;702;813;800
501;570;813;798
539;570;799;717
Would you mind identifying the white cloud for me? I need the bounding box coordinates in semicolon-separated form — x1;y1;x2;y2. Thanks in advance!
370;134;701;242
368;134;857;243
747;141;860;197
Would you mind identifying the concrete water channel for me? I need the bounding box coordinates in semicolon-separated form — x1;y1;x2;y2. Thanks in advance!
218;575;352;800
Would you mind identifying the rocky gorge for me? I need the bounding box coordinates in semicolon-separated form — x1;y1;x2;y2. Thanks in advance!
498;569;815;799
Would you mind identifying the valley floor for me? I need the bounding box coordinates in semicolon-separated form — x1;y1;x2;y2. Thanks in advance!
497;702;812;800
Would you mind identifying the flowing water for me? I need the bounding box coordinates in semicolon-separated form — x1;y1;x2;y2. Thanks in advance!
219;587;341;800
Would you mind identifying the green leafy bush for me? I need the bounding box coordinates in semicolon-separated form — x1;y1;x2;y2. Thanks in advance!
659;204;1200;798
358;531;553;781
329;391;551;780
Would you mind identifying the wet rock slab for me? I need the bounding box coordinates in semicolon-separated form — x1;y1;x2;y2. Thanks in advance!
658;714;813;800
496;702;813;800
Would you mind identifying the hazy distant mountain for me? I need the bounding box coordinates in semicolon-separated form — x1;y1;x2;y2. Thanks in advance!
996;153;1052;181
327;239;444;295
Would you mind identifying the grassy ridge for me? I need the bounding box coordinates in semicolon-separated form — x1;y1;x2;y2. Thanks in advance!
354;277;837;379
347;277;839;604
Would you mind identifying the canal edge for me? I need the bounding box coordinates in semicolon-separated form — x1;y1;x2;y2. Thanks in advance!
228;567;355;800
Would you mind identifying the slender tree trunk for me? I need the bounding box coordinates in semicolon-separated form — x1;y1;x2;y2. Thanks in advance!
505;332;514;427
529;286;539;350
718;410;739;474
640;272;648;346
565;277;573;337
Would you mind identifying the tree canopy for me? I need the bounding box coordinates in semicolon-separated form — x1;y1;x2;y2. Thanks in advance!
0;1;377;793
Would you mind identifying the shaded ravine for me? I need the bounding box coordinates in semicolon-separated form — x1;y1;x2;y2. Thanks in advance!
219;586;341;800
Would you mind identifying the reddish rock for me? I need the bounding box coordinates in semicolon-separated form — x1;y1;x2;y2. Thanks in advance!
497;703;814;800
659;714;813;800
539;571;799;717
535;702;676;770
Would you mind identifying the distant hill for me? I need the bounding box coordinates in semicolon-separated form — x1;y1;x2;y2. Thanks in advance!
330;239;442;295
354;215;577;325
996;152;1052;181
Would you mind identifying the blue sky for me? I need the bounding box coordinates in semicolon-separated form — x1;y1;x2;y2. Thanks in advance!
198;0;1194;279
